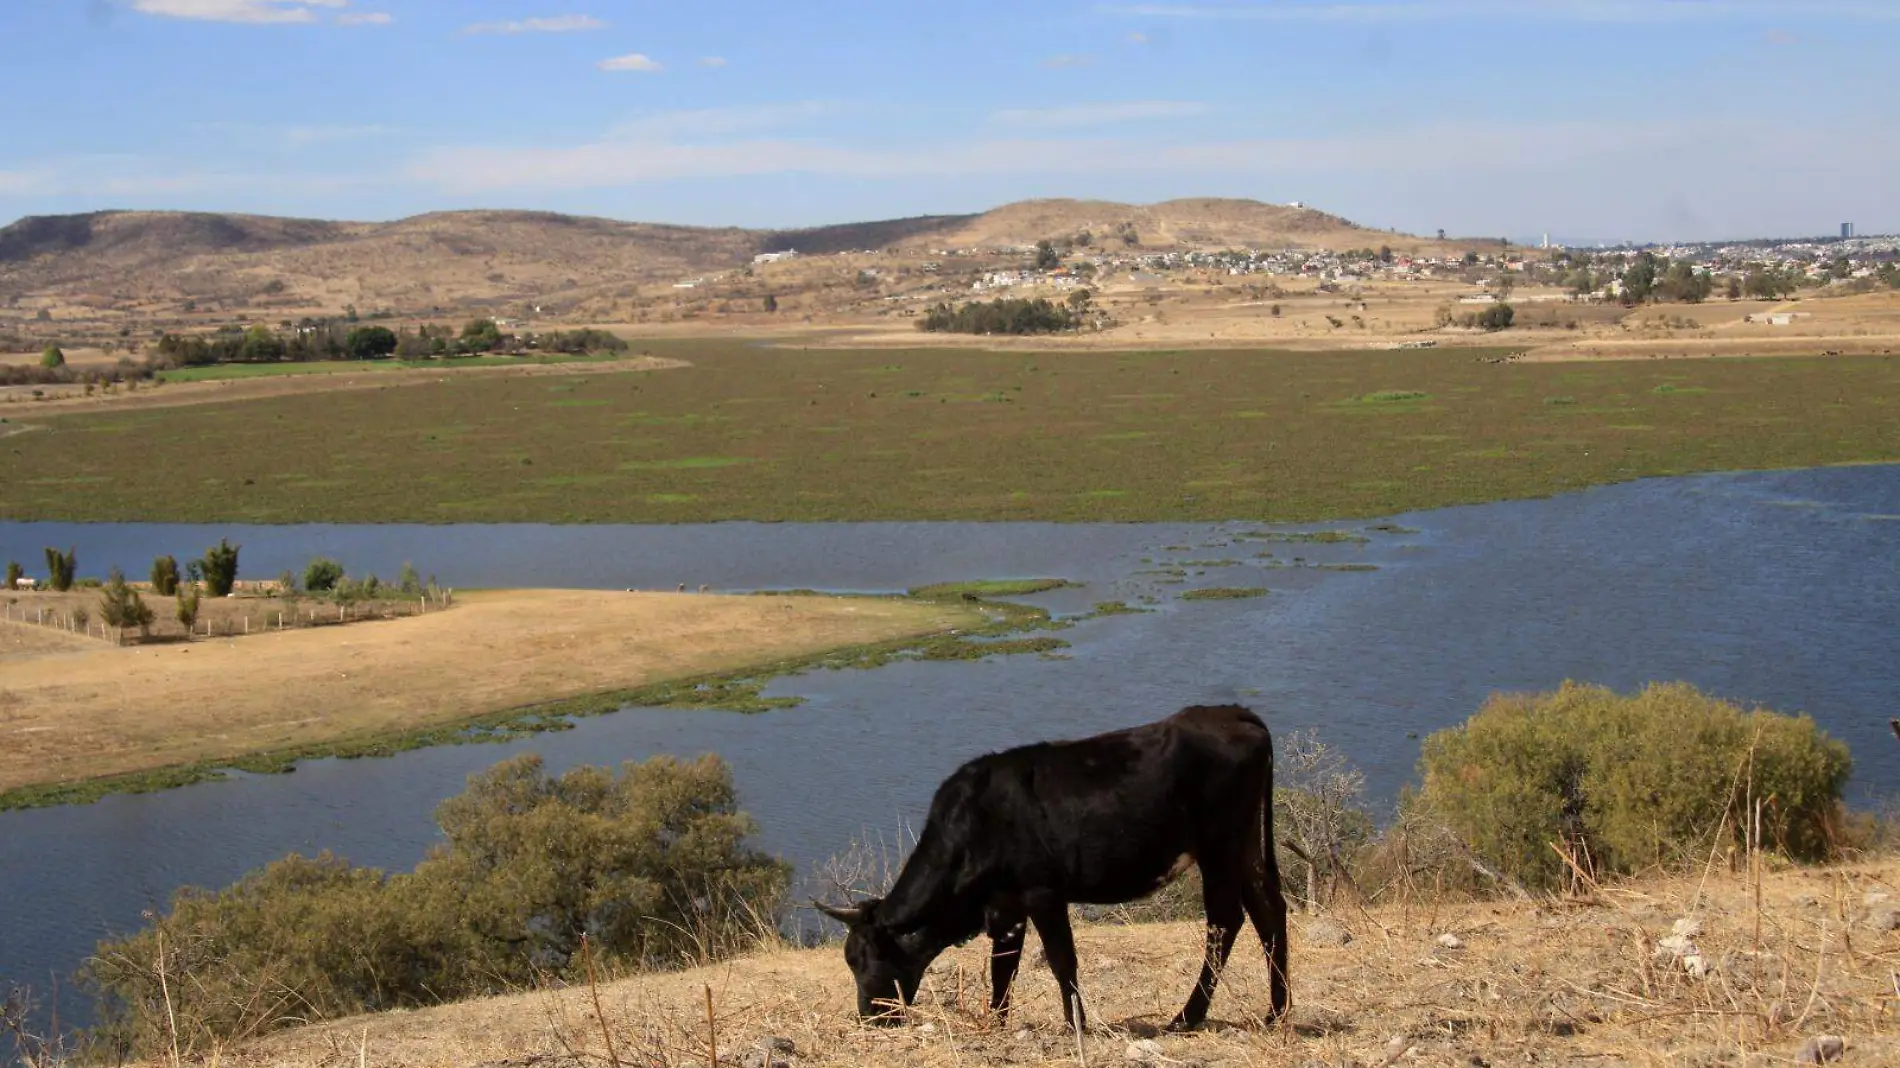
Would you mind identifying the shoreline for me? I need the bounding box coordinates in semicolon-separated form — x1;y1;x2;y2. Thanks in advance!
0;586;1064;812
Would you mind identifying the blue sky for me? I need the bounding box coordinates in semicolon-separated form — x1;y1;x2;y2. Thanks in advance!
0;1;1895;241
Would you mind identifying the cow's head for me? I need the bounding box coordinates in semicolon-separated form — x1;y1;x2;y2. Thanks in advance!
814;897;925;1024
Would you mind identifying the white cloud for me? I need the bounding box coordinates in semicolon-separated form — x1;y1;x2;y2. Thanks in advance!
462;14;608;35
597;53;662;72
337;11;391;25
699;56;728;67
128;0;347;24
987;101;1210;127
1108;1;1900;23
1042;53;1097;68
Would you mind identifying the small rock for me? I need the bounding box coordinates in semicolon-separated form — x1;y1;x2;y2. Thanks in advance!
738;1051;790;1068
1861;908;1900;932
1014;1028;1033;1042
1435;932;1465;950
917;1022;936;1034
1304;918;1353;947
1682;953;1715;978
1671;916;1704;939
1797;1034;1846;1064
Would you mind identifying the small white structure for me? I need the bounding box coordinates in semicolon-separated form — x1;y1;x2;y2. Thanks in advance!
753;250;799;265
12;577;37;590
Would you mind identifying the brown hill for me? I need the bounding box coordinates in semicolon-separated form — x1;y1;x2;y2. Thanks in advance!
0;199;1442;321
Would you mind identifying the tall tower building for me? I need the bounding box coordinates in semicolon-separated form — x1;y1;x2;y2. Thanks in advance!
1842;222;1854;239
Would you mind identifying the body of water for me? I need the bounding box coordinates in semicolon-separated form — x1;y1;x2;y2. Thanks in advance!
3;465;1897;1026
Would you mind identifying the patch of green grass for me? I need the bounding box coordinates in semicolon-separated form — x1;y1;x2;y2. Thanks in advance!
910;578;1077;599
157;353;622;383
619;456;755;471
1181;587;1270;601
1239;530;1371;545
1653;383;1710;395
1354;390;1429;403
1082;601;1151;617
10;342;1900;524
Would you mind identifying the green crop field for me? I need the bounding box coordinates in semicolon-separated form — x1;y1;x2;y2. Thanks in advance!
3;340;1897;524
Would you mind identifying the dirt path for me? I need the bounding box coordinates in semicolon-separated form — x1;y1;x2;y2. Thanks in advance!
0;354;688;416
0;589;977;797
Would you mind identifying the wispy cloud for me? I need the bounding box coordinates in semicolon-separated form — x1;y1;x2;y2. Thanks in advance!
598;53;663;72
337;11;390;25
128;0;347;24
1042;53;1097;68
987;101;1209;127
462;14;608;35
607;102;834;142
284;124;397;145
1108;1;1900;23
699;56;728;67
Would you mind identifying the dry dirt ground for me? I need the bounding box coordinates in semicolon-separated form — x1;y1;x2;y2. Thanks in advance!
0;589;978;796
0;354;687;415
221;859;1900;1068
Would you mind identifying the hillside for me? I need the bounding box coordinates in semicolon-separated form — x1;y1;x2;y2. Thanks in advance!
184;859;1895;1068
0;198;1442;322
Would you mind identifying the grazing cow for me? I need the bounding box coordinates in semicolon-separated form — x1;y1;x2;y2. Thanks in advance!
817;704;1287;1031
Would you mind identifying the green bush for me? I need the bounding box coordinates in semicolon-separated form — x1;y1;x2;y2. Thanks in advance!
42;547;75;592
1416;681;1850;889
302;557;345;593
40;345;65;369
150;555;180;597
97;568;155;640
175;584;200;631
1477;303;1515;331
3;560;20;590
84;753;786;1058
200;539;240;597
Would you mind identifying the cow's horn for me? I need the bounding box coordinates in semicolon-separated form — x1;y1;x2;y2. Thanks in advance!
812;899;870;924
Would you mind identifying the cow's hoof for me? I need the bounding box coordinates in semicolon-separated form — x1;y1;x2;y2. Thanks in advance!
1163;1018;1202;1033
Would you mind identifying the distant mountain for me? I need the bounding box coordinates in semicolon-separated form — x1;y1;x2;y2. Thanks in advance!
0;199;1447;318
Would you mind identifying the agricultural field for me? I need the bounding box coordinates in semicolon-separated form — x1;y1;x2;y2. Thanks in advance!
2;339;1898;524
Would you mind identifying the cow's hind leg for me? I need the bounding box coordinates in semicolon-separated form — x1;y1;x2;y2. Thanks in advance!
1240;838;1291;1020
1170;860;1243;1031
986;910;1028;1022
1029;904;1086;1032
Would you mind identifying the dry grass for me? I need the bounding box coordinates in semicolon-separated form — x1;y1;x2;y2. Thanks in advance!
0;588;978;796
204;859;1899;1068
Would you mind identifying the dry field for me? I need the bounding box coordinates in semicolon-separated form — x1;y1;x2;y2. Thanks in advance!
0;589;978;798
0;353;686;413
217;859;1900;1068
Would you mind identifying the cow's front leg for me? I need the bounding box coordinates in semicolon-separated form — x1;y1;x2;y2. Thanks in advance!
986;910;1027;1022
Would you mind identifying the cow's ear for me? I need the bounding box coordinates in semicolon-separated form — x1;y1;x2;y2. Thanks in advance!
813;897;879;925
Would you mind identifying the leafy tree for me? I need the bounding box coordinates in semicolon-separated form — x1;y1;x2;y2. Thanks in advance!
303;557;345;593
1567;269;1596;297
1622;253;1658;304
343;326;398;360
201;539;240;598
39;345;65;370
1066;288;1094;313
150;555;180;597
398;562;422;596
1033;240;1061;271
1659;260;1712;304
175;584;201;632
98;568;156;642
238;325;284;363
1416;681;1850;890
919;297;1081;335
43;547;75;592
1477;303;1515;331
1492;272;1516;303
4;561;21;590
458;319;504;353
1725;276;1743;300
1378;245;1393;264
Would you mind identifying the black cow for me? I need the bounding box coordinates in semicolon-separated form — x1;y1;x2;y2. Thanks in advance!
817;703;1288;1031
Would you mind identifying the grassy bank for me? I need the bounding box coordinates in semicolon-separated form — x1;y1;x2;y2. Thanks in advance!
207;859;1900;1068
2;340;1896;523
0;585;1063;811
155;352;631;383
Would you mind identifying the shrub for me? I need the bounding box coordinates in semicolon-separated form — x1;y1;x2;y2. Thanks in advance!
200;539;240;597
302;557;344;593
83;753;786;1057
175;585;200;631
1477;303;1515;331
397;561;421;596
40;345;65;369
1416;681;1850;890
149;555;180;597
42;547;75;592
918;297;1080;335
97;568;155;641
3;561;20;590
